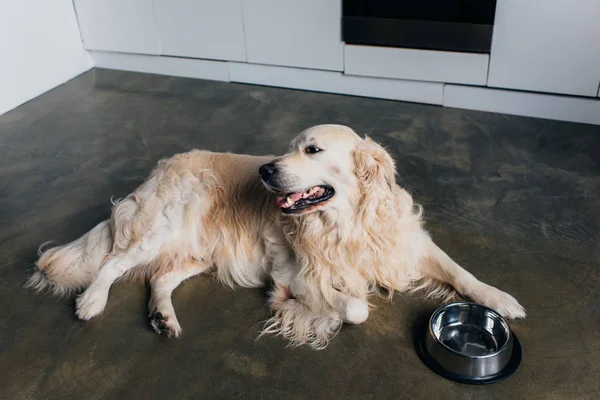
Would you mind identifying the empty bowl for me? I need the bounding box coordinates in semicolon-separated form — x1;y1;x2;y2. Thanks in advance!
415;302;521;384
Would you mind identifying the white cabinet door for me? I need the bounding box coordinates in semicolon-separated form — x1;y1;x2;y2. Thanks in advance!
488;0;600;97
73;0;159;55
153;0;246;62
242;0;343;71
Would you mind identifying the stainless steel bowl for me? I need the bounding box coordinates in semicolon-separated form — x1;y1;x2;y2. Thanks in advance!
416;302;521;384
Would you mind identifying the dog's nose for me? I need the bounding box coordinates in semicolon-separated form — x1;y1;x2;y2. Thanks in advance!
259;163;277;179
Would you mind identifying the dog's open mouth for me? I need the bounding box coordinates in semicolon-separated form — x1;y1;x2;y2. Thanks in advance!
275;185;335;214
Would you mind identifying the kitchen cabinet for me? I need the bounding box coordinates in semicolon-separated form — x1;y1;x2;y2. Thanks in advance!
73;0;159;55
242;0;344;71
488;0;600;97
153;0;246;61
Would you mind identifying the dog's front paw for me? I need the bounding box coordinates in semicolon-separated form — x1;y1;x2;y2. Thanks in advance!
343;297;369;325
150;310;182;338
75;288;108;320
479;286;526;320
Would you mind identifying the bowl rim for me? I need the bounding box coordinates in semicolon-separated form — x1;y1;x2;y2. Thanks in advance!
428;302;512;359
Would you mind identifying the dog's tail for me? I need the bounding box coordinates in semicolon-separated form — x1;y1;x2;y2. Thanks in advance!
26;220;113;296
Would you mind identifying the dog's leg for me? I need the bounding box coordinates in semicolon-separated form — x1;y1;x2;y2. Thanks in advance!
264;252;338;348
148;261;209;338
75;253;143;320
265;276;368;349
264;234;369;348
419;236;526;319
263;283;343;349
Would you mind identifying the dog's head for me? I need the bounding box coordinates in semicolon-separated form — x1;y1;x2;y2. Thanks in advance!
260;124;396;215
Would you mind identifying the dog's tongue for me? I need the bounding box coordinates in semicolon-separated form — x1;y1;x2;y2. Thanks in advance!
289;192;305;202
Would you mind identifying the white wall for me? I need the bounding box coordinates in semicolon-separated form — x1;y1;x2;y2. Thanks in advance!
0;0;93;115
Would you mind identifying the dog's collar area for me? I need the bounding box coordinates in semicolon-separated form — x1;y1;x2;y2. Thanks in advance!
276;185;335;213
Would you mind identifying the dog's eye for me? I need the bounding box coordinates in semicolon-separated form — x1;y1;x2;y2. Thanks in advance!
305;146;322;155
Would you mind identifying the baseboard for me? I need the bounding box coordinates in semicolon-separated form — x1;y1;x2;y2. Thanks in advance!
90;51;230;82
444;85;600;125
87;51;600;125
229;62;444;105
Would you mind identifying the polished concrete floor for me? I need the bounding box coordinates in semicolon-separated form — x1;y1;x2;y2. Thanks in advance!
1;69;599;399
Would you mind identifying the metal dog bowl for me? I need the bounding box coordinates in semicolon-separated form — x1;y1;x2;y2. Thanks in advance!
415;302;521;384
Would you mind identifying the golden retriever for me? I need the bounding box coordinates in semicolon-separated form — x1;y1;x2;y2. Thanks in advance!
27;124;525;349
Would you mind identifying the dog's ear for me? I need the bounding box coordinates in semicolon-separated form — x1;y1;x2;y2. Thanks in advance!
353;136;396;190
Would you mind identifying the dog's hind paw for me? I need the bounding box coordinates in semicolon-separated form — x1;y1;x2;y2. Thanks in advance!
150;310;182;338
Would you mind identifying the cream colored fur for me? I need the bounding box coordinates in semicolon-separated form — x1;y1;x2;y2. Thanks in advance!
27;124;525;349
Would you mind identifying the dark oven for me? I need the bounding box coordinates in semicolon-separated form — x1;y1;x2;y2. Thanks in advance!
342;0;497;53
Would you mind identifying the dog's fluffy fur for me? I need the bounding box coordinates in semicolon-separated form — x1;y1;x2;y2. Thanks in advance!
27;124;525;349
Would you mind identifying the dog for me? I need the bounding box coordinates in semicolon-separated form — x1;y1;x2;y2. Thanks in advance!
27;124;525;349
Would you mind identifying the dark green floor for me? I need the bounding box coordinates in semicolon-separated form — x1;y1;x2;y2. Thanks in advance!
1;69;599;399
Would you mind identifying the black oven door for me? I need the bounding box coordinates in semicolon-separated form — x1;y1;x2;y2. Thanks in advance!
342;0;497;53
